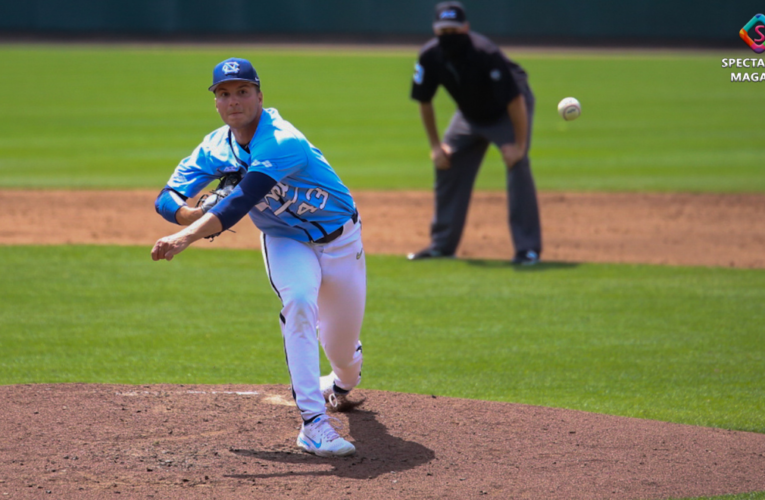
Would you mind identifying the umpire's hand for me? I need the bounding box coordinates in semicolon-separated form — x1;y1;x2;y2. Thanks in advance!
500;143;526;170
431;143;452;170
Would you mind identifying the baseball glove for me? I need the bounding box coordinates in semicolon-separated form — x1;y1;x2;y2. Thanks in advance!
196;171;244;240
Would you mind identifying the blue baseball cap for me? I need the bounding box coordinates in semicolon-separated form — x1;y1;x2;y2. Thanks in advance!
209;58;261;92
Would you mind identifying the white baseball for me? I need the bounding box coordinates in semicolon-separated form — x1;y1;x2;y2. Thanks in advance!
557;97;581;121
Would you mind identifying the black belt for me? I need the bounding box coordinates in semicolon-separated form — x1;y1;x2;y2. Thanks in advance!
314;211;358;244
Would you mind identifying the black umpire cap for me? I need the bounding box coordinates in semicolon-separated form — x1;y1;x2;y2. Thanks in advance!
433;1;468;30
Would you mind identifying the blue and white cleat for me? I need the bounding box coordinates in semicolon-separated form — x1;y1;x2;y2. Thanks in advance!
320;372;366;412
297;415;356;457
320;372;349;410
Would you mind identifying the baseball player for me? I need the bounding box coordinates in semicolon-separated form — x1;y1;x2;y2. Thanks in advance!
152;58;364;457
408;1;542;264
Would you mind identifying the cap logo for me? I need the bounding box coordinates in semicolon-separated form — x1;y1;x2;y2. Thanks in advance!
440;10;457;19
222;62;240;75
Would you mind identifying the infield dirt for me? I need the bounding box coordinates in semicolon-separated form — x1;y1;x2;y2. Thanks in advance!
2;384;765;499
1;189;764;268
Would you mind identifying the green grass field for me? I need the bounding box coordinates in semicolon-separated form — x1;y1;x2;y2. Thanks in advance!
2;245;764;435
1;45;764;500
0;45;764;191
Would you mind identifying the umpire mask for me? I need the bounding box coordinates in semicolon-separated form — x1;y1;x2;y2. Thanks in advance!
438;33;471;59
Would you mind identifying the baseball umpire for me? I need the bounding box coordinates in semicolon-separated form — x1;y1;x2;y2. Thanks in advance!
408;1;542;265
152;58;364;457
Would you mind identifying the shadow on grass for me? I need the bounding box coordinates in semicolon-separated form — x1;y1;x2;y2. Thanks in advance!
226;409;434;480
463;259;580;271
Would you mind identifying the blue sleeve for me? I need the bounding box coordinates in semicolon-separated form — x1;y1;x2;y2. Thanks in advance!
167;137;227;198
155;187;188;224
248;133;306;182
209;171;278;230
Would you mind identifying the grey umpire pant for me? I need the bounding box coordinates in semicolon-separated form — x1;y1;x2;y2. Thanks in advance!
431;83;542;257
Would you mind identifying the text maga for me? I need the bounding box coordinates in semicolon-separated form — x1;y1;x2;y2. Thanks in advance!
731;72;765;82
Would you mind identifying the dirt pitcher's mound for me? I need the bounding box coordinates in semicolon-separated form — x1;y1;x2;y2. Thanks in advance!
1;190;764;268
1;384;764;499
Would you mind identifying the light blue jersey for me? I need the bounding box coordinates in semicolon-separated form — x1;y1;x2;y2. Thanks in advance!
166;108;356;242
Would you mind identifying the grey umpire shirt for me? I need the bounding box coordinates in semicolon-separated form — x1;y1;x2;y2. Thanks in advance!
411;31;527;123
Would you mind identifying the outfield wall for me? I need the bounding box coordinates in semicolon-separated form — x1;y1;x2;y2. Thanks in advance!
0;0;760;44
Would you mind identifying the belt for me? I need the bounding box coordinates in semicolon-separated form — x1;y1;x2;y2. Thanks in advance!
313;211;358;245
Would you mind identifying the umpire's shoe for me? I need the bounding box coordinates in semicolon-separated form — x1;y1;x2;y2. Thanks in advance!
511;250;540;266
297;415;356;457
407;247;455;260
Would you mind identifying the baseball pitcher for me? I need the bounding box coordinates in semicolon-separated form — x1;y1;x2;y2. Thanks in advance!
152;58;364;457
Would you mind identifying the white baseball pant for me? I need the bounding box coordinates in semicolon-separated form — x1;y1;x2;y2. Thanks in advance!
260;218;365;421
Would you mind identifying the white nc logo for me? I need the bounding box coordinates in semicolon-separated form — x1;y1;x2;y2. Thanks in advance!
222;62;240;75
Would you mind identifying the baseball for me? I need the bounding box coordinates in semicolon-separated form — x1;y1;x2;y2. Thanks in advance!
557;97;581;121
